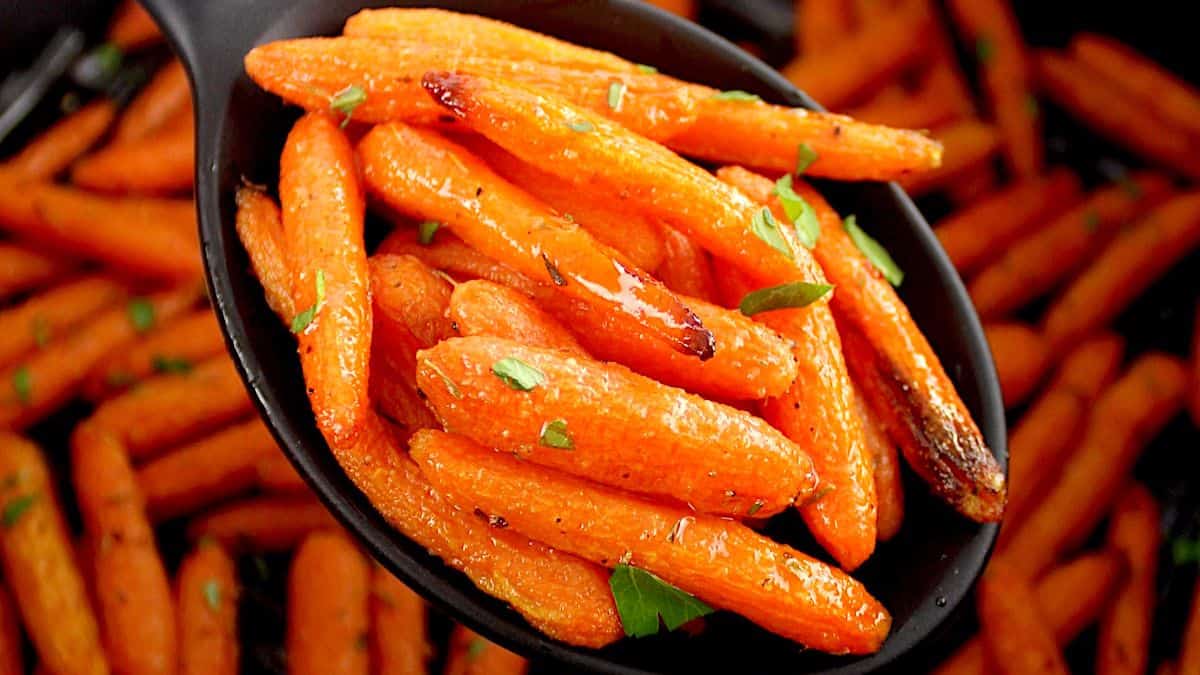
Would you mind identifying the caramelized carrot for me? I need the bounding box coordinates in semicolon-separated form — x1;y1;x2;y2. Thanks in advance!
3;100;116;179
0;582;20;675
72;118;195;194
176;541;239;675
977;558;1069;675
288;532;370;675
984;323;1049;407
796;0;854;53
854;381;904;541
84;309;226;399
113;59;190;142
1097;483;1160;675
186;496;337;552
234;184;294;319
106;0;161;50
444;625;527;675
899;121;1001;197
656;226;718;302
449;280;584;355
370;563;429;675
0;243;73;301
0;276;124;370
369;254;456;375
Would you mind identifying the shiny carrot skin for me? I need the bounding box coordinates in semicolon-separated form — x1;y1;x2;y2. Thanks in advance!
1000;353;1187;578
418;336;815;517
288;532;370;675
177;542;239;675
854;381;904;541
1097;484;1160;675
357;121;713;360
370;564;430;675
0;242;73;301
3;100;116;179
186;496;337;552
1042;192;1200;355
84;309;226;399
72;118;194;194
234;184;294;319
0;275;125;370
970;173;1174;319
717;166;1006;522
978;559;1069;675
280;112;371;447
369;253;456;376
984;323;1049;408
444;625;528;675
899;120;1001;197
106;0;161;50
411;429;892;654
113;59;190;142
0;582;20;675
656;226;718;302
449;279;585;355
0;433;109;675
72;423;175;675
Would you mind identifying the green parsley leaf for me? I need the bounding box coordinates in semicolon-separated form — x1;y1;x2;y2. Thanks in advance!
330;84;367;128
567;118;595;133
1173;538;1200;565
1116;173;1143;199
127;298;156;333
539;419;574;449
795;142;819;175
152;355;193;375
1082;210;1101;233
750;207;793;259
844;215;904;286
202;579;221;610
636;64;658;74
711;90;761;102
32;316;51;348
607;80;627;111
466;637;488;662
290;269;326;334
2;494;36;528
1023;93;1039;118
11;366;32;405
492;358;546;391
417;221;441;245
975;35;995;64
738;282;833;316
747;500;765;516
609;563;713;637
772;174;820;248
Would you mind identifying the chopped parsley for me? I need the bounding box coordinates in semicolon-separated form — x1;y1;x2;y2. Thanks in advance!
492;358;546;391
417;221;441;245
466;637;488;662
739;282;833;316
750;207;794;259
844;215;904;286
11;366;32;405
32;317;51;348
795;143;819;175
635;64;658;74
711;90;761;102
202;579;221;610
290;269;326;334
127;298;156;333
330;84;367;128
152;356;193;375
2;493;36;528
567;118;595;133
1174;538;1200;565
772;174;820;248
539;419;574;449
609;563;713;637
975;35;995;64
747;500;765;516
607;80;627;111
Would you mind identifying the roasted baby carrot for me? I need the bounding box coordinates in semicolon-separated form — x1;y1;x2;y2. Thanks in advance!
411;429;892;654
854;381;904;541
71;118;195;194
984;323;1049;407
254;452;307;494
656;226;718;302
186;496;337;552
0;275;124;370
137;418;279;521
357;121;713;360
1000;353;1187;578
1097;483;1160;675
449;280;585;355
899;121;1001;197
71;423;175;675
796;0;854;53
234;183;294;319
1042;192;1200;355
370;563;429;675
2;100;116;179
113;59;190;142
279;112;371;446
418;336;815;517
288;532;370;675
444;626;527;675
369;253;456;374
0;433;109;675
176;541;239;675
969;173;1174;319
934;169;1083;274
978;558;1069;674
0;286;198;431
0;243;73;301
0;582;20;675
373;351;441;441
84;309;226;399
106;0;161;50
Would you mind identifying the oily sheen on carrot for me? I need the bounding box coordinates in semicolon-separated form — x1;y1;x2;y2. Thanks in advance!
357;121;713;360
279;112;372;446
370;563;430;675
656;226;719;302
1097;484;1160;675
416;336;817;518
186;496;337;552
288;532;370;675
234;184;295;319
411;429;892;655
2;100;116;179
0;275;125;370
977;559;1069;675
177;542;239;675
449;280;585;355
85;309;226;399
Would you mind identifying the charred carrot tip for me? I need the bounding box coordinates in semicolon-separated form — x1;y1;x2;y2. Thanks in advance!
421;71;472;115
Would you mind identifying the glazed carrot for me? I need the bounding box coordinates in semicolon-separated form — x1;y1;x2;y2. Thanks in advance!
373;351;441;441
1002;333;1125;535
934;169;1083;274
358;121;713;360
106;0;161;50
186;496;337;552
87;355;253;460
176;541;239;675
244;38;698;141
449;280;585;355
418;336;817;517
933;551;1125;675
1097;484;1160;675
1042;192;1200;355
984;323;1049;407
1036;51;1200;180
462;137;666;272
0;276;124;370
843;89;960;130
0;286;198;431
978;559;1068;674
254;452;307;494
369;253;456;374
1182;579;1200;675
444;625;527;675
234;184;294;319
288;532;369;675
113;59;190;142
137;418;279;521
0;433;108;675
411;429;892;654
71;118;195;194
796;0;854;53
716;166;1006;522
970;173;1174;319
854;382;904;541
3;100;116;179
656;226;718;302
370;564;429;675
376;228;539;290
0;582;20;675
71;423;175;675
84;309;226;399
1000;353;1187;578
899;121;1001;197
279;112;371;446
0;243;73;301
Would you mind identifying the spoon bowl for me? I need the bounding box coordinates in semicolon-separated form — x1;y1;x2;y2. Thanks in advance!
141;0;1006;672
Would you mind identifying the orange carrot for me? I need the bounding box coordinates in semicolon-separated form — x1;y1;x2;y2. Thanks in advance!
418;336;815;517
934;170;1083;274
1042;192;1200;355
84;309;226;399
984;323;1049;407
288;532;369;675
969;173;1174;319
370;563;429;675
0;286;198;431
0;243;73;301
0;276;124;369
1182;577;1200;675
176;541;239;675
255;451;307;494
444;626;527;675
372;351;441;441
1097;483;1160;675
2;100;116;179
279;112;371;446
449;280;584;355
71;118;195;194
411;429;892;654
843;89;960;130
186;496;337;552
234;184;294;319
137;418;278;521
106;0;161;50
854;381;904;541
796;0;854;53
0;433;109;675
656;226;718;302
0;582;20;675
1000;353;1187;578
71;423;175;675
369;254;455;373
357;121;713;361
899;120;1001;197
978;558;1069;674
113;60;191;142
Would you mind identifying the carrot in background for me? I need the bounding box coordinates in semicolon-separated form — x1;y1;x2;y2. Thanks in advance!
0;243;73;302
287;532;369;675
0;582;20;675
444;625;528;675
372;352;441;441
370;563;430;675
796;0;854;53
977;558;1069;675
72;423;175;675
410;429;892;655
0;276;124;370
1097;484;1160;675
186;496;337;552
656;226;719;302
72;118;195;194
899;120;1001;197
969;173;1174;319
106;0;161;50
234;184;294;320
84;309;226;399
176;541;239;675
984;323;1049;407
0;433;109;675
112;59;191;142
449;280;585;355
1041;192;1200;355
854;381;905;541
255;452;307;494
843;88;960;131
2;100;116;179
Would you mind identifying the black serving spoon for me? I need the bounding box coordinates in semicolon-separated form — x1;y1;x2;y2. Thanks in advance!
137;0;1006;672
